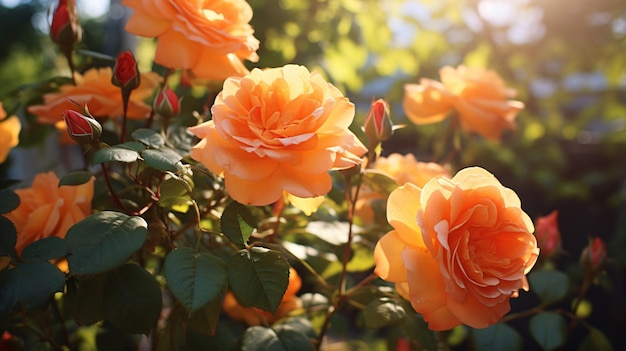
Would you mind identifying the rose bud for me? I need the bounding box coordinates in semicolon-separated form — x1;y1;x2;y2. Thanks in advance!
153;86;180;118
580;237;607;279
111;51;141;91
535;210;561;259
50;0;82;50
62;109;102;144
363;98;393;143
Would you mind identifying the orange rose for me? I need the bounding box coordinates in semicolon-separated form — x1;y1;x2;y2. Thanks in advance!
189;65;367;206
27;67;161;126
5;172;94;254
223;267;302;326
403;65;524;141
355;153;450;225
122;0;260;81
0;103;21;163
374;167;539;330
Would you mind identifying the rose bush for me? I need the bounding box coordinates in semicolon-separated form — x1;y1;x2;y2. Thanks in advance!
0;103;21;164
122;0;260;81
189;64;367;207
403;65;525;141
4;172;94;254
374;166;539;330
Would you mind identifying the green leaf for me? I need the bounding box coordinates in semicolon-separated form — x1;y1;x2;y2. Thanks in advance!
65;211;148;276
93;147;139;165
472;323;523;351
360;169;399;195
228;247;289;313
118;141;148;153
158;177;192;210
529;269;570;303
142;148;183;171
578;328;614;351
0;189;19;214
187;295;223;336
221;201;255;246
103;263;162;334
164;247;227;312
0;261;65;311
67;275;105;325
362;297;406;330
58;171;94;187
529;312;566;351
21;236;68;262
0;215;17;257
241;325;314;351
132;128;165;148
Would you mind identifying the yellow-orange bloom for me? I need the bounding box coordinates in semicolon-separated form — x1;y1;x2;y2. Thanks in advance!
122;0;260;81
223;267;302;326
403;65;524;141
5;172;94;254
0;103;21;163
27;67;161;125
356;153;450;225
190;65;367;206
374;167;539;330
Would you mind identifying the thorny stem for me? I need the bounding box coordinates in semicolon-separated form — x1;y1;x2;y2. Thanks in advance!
316;170;364;350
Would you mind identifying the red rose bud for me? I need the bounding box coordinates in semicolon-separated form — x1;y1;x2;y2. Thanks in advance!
363;98;393;143
535;210;561;259
153;87;180;118
112;51;141;91
63;109;102;144
580;237;607;278
50;0;81;50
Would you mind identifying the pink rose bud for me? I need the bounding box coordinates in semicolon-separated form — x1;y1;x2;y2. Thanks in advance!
112;51;141;91
50;0;81;50
363;98;393;143
535;210;561;259
153;87;180;118
580;237;607;278
63;110;102;144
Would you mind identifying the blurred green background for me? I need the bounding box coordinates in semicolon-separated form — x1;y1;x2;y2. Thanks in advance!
0;0;624;349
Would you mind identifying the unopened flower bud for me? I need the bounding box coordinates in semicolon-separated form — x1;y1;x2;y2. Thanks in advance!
580;237;607;278
363;98;393;143
153;87;180;118
62;110;102;144
112;51;141;91
50;0;81;51
535;210;561;259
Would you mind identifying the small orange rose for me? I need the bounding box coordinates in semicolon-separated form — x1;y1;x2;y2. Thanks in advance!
403;65;524;141
0;103;21;163
5;172;95;254
189;65;367;206
374;167;539;330
122;0;260;81
355;153;450;225
27;67;161;126
223;267;302;326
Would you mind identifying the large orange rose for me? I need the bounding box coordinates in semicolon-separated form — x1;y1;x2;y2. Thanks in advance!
403;65;524;141
189;65;367;206
0;103;21;163
27;67;161;125
122;0;259;81
222;267;302;326
355;153;450;225
374;167;539;330
5;172;94;254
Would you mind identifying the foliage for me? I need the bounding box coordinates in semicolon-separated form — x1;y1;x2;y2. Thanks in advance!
0;0;624;350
